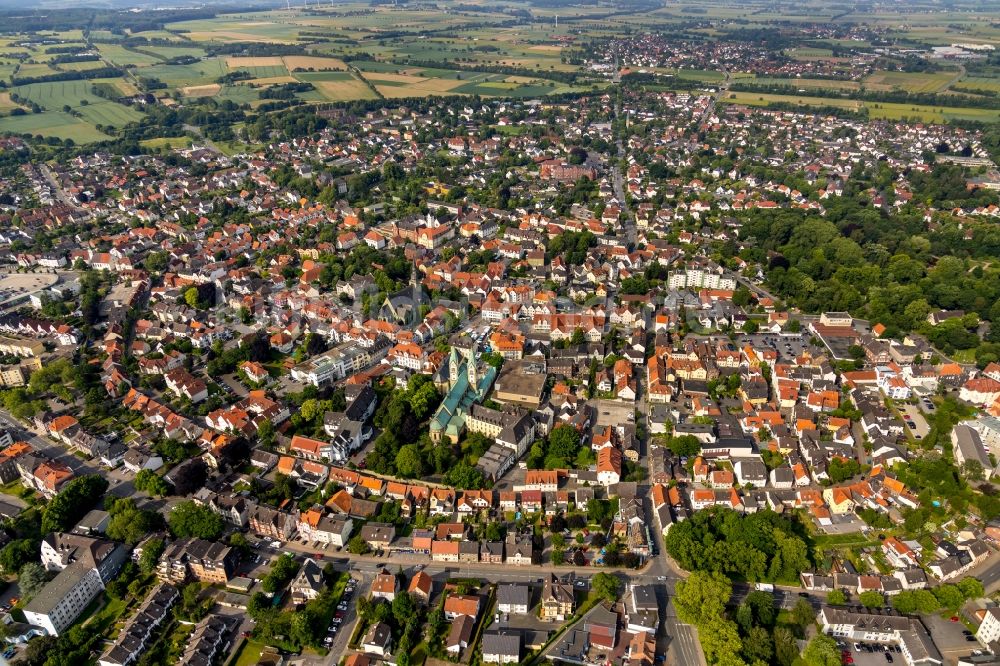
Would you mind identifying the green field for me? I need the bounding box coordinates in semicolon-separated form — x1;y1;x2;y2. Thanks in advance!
955;76;1000;93
294;71;357;83
12;79;144;127
722;90;1000;123
233;64;289;79
140;45;206;60
98;44;162;67
864;70;957;93
141;58;228;87
139;136;193;150
753;77;861;91
0;110;110;142
215;85;261;106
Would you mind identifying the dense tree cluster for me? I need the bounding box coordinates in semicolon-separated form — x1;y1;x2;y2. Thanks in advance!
41;475;109;534
665;507;812;583
167;500;224;540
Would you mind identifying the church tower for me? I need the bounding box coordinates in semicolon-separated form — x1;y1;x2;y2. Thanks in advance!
448;347;461;386
410;263;424;325
466;347;477;387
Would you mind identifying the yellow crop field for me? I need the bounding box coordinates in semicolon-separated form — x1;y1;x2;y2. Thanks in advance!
248;76;298;86
0;92;25;113
181;83;222;97
226;56;285;68
187;31;297;44
314;79;378;101
363;72;428;85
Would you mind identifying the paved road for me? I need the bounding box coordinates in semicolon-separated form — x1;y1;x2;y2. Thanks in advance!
610;162;636;249
0;409;96;476
260;517;711;666
971;550;1000;593
38;165;83;210
320;572;367;666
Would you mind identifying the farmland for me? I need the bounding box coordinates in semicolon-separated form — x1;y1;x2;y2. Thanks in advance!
12;80;144;128
1;0;1000;144
863;70;958;93
720;90;1000;123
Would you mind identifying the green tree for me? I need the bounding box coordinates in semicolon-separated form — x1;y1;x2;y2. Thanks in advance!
802;634;840;666
391;592;416;626
395;444;424;478
666;434;701;457
773;627;799;666
41;475;109;534
139;538;165;574
934;584;965;611
591;572;621;603
827;457;861;483
134;469;171;497
167;501;224;540
184;287;201;309
106;499;162;545
859;590;884;609
701;617;744;665
791;597;815;630
0;539;36;575
742;625;773;665
348;535;370;555
892;589;939;614
674;570;732;626
546;424;582;468
261;554;300;594
17;562;47;599
827;589;847;605
958;577;985;600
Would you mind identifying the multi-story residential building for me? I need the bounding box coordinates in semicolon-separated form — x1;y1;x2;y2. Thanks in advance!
98;584;179;666
156;538;236;585
177;614;239;666
24;536;128;636
249;505;297;541
977;607;1000;646
482;631;522;664
297;508;352;546
496;584;530;615
540;573;575;622
290;339;390;386
290;558;325;605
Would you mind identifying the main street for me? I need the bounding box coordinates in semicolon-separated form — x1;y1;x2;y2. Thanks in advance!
264;519;711;666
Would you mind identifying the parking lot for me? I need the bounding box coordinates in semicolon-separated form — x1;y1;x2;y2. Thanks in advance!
736;333;811;362
922;613;981;660
897;404;930;441
837;640;903;666
322;575;360;654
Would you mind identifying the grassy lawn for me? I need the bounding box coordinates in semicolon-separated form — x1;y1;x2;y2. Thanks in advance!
950;349;976;363
0;479;27;498
229;638;267;666
812;532;879;549
79;594;126;634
